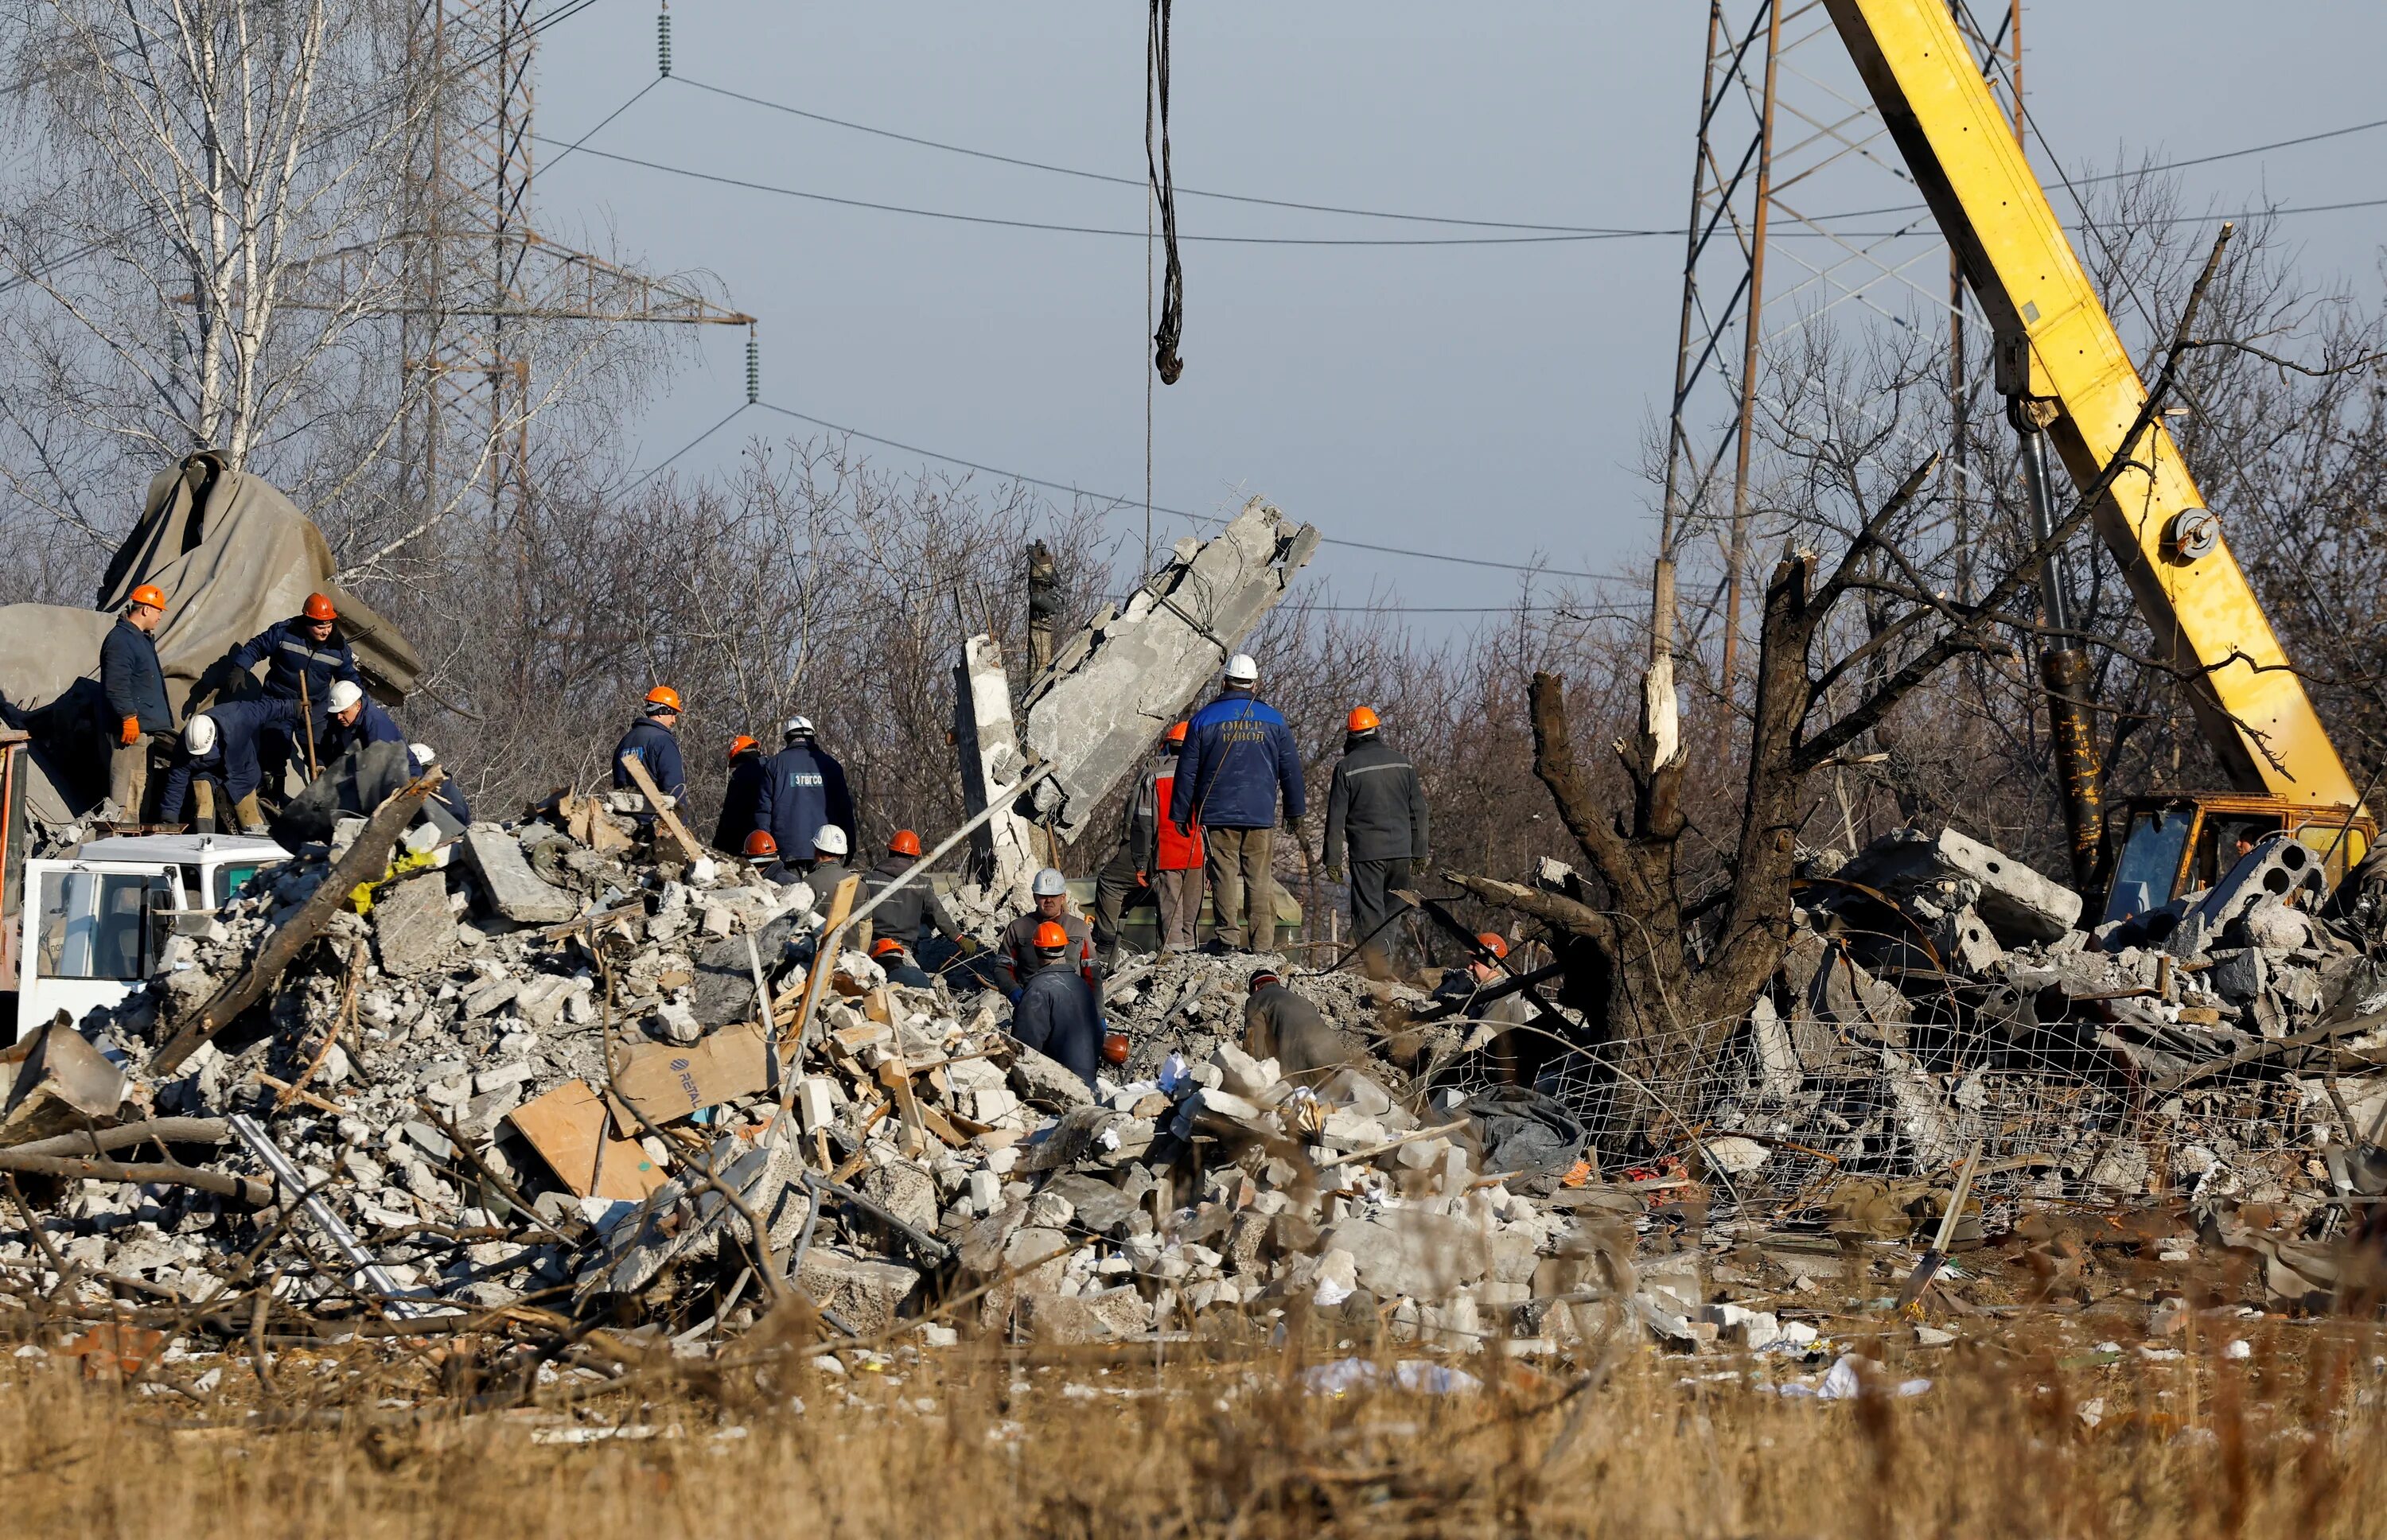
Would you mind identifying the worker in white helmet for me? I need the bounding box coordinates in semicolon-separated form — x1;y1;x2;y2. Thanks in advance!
1169;653;1305;952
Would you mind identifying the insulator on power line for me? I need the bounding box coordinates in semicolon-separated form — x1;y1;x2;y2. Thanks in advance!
657;6;672;77
744;329;759;404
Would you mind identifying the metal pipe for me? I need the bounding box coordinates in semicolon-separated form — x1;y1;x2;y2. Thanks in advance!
228;1114;437;1320
2018;427;2074;633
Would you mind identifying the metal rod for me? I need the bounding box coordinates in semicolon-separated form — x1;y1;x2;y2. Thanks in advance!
2017;427;2074;632
228;1114;437;1320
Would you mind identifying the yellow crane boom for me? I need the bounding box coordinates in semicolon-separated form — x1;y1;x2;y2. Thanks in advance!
1823;0;2358;810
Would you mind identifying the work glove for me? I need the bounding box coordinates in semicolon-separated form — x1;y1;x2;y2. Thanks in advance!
1135;869;1149;887
119;715;141;745
1325;864;1343;884
1005;988;1022;1006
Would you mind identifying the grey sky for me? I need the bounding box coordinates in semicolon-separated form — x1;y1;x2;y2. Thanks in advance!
532;3;2387;621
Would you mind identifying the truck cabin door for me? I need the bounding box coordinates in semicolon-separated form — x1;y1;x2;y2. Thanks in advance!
18;862;178;1043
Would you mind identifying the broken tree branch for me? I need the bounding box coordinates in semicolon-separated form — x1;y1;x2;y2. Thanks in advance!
154;770;442;1075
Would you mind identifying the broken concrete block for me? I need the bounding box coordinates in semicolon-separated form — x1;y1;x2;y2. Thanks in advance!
1008;1045;1096;1110
372;873;458;978
1317;1210;1490;1301
461;824;577;924
1022;1285;1151;1342
2206;947;2268;1001
795;1246;921;1335
0;1018;130;1145
1748;996;1801;1101
1010;499;1320;844
2194;834;2325;933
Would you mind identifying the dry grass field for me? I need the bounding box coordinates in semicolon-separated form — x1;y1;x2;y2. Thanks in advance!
4;1312;2384;1540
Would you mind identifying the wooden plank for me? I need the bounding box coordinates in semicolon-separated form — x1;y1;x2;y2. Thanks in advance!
507;1079;668;1201
617;753;705;863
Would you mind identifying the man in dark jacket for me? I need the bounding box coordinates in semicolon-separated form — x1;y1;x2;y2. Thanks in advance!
1244;968;1363;1086
861;829;964;953
612;685;687;805
1012;921;1102;1088
1094;724;1204;961
753;715;855;864
1170;652;1305;952
228;592;361;786
319;679;404;765
158;698;302;830
802;824;857;916
740;829;804;886
101;583;176;821
712;735;768;853
993;867;1099;1000
870;938;937;989
1322;706;1431;977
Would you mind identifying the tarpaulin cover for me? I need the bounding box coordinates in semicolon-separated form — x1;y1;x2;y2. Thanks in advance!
0;453;421;718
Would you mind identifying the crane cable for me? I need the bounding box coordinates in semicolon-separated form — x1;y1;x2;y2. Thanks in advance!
1146;0;1184;384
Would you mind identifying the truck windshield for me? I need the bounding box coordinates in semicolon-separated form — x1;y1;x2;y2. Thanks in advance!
36;870;171;981
2104;811;2194;925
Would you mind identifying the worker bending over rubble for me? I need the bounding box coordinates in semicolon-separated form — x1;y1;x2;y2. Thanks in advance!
740;829;802;885
410;742;471;823
994;867;1099;1000
870;937;936;988
863;829;965;956
1170;652;1305;953
1434;931;1537;1081
713;735;767;853
1011;920;1102;1088
158;699;299;833
1244;967;1362;1087
1322;706;1429;977
320;679;403;763
228;591;361;788
100;581;175;821
755;714;855;864
1095;721;1205;961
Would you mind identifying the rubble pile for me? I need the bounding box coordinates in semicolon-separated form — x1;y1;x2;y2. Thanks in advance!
1678;824;2387;1226
0;796;1684;1357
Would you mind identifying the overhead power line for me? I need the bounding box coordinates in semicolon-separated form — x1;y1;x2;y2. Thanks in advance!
676;73;2387;238
644;399;1613;582
537;135;2387;247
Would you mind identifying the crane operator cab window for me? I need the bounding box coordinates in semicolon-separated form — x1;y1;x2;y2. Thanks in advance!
2104;807;2194;926
2201;818;2280;891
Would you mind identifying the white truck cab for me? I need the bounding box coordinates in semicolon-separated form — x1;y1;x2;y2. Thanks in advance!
13;834;287;1044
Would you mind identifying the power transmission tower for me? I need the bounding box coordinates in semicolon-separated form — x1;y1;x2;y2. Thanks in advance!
1653;1;2022;685
403;0;754;518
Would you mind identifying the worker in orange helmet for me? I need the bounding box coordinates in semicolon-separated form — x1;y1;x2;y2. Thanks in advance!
1431;930;1536;1079
1094;721;1204;962
712;733;768;853
741;828;802;886
228;589;364;794
99;582;176;821
869;935;936;989
612;684;686;808
860;826;964;961
1322;704;1429;978
1010;919;1103;1088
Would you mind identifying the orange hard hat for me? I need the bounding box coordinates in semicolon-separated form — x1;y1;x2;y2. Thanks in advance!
726;734;758;760
742;829;778;858
1474;931;1509;959
1033;920;1071;951
1165;721;1188;745
128;584;166;611
889;829;923;858
302;593;337;622
870;938;905;959
1347;706;1380;733
644;685;682;714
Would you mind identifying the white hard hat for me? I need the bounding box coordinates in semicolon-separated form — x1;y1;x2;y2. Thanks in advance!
327;680;364;713
1032;866;1069;897
1223;653;1259;684
785;715;814;737
812;824;849;857
183;714;218;756
409;741;437;764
